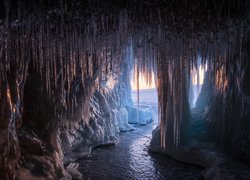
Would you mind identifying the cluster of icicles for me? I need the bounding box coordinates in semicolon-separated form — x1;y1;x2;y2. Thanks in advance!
131;23;249;148
0;6;131;118
0;1;249;149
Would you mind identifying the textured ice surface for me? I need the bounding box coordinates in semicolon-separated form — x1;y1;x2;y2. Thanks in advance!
130;88;158;125
127;106;154;125
113;107;134;132
61;73;135;163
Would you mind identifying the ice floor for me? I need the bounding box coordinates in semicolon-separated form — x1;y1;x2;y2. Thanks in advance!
77;89;202;179
77;121;203;180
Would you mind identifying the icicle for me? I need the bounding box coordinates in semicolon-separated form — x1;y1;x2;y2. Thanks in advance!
197;63;200;92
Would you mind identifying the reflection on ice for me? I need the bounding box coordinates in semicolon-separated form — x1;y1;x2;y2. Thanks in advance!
77;122;203;180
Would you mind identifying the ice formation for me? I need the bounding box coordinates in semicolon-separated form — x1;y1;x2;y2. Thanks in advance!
0;0;250;179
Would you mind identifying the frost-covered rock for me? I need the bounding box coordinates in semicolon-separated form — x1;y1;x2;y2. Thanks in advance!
61;69;135;163
61;89;120;164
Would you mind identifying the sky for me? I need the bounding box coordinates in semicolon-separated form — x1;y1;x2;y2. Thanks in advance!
192;64;206;85
131;64;206;90
131;72;156;90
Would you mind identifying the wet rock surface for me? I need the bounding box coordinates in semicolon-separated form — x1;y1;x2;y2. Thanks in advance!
77;122;203;180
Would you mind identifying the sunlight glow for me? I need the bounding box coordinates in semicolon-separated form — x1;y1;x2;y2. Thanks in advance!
131;72;156;90
191;64;207;85
190;63;207;108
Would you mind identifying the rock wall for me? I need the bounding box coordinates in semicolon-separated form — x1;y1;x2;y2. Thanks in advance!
12;61;134;178
60;62;135;164
193;39;250;164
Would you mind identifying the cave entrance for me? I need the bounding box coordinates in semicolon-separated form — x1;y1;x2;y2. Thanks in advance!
189;59;207;108
130;69;158;126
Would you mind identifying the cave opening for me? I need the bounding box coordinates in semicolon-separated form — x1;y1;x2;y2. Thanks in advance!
189;58;207;108
130;68;158;126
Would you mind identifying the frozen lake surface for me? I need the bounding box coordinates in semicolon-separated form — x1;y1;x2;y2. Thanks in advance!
132;89;158;122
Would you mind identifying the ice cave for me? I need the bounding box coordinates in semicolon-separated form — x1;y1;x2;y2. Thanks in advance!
0;0;250;179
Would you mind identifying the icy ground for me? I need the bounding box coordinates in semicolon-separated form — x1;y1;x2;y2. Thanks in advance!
76;89;203;179
76;122;203;180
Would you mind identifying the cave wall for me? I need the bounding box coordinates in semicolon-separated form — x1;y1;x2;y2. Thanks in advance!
14;65;100;179
0;63;28;179
60;62;134;164
0;1;129;178
15;55;135;178
149;31;250;167
197;39;250;164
